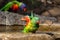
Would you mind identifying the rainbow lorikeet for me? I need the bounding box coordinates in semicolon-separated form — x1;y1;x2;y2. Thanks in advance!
0;1;27;12
21;11;40;33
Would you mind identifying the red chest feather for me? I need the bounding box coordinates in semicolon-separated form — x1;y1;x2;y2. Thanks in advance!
11;4;19;11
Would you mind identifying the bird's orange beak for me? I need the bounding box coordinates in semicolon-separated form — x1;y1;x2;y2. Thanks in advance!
21;16;30;21
21;17;26;21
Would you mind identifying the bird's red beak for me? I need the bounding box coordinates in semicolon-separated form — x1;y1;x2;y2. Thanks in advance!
23;8;27;12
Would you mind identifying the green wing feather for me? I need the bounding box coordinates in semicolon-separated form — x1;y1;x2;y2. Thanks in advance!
0;1;21;11
12;1;23;7
12;1;20;6
0;2;13;11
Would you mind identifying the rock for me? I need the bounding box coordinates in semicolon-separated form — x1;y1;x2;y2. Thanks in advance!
0;11;6;25
0;32;60;40
57;16;60;23
42;7;60;16
43;20;53;25
0;11;25;25
0;11;58;25
7;34;54;40
0;33;54;40
38;24;60;32
54;0;60;4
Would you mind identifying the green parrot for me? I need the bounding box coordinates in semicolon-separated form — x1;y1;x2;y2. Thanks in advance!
21;11;40;33
0;0;25;11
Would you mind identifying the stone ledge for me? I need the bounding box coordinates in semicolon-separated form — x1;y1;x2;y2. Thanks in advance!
0;33;54;40
0;32;60;40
